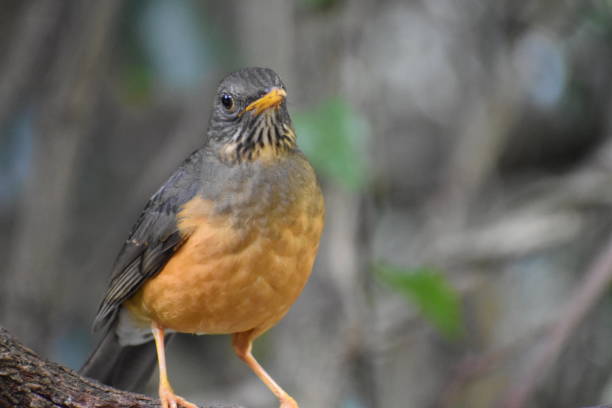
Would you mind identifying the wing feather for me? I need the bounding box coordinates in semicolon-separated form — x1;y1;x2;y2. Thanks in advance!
93;150;203;332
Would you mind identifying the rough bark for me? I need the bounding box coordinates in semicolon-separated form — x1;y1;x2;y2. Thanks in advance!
0;327;241;408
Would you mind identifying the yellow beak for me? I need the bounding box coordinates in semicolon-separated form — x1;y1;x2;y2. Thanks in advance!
242;87;287;116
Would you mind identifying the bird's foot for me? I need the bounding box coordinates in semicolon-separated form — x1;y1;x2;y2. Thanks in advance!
159;386;199;408
279;395;299;408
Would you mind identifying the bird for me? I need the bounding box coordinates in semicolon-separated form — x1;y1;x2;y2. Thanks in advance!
80;67;325;408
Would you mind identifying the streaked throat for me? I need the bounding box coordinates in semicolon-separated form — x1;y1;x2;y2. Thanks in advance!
222;111;296;163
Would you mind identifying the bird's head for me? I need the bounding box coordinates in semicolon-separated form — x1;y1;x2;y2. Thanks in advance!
207;67;297;163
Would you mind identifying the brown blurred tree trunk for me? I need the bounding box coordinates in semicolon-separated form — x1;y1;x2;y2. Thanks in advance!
1;0;120;353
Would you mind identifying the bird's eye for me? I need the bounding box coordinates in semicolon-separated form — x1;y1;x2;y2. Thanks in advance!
220;93;235;111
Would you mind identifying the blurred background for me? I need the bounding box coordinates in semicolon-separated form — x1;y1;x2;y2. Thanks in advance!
3;1;612;407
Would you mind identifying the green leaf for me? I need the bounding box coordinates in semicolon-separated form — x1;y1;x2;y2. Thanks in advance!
294;97;369;191
376;264;464;339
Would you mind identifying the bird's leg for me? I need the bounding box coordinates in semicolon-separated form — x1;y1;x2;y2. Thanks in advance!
232;331;299;408
152;322;199;408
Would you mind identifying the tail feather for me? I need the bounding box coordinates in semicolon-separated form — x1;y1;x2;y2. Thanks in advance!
79;325;160;393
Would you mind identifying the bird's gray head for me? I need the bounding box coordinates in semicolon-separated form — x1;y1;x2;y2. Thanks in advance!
207;67;296;163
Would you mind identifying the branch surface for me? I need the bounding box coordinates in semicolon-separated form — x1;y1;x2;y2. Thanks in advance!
0;326;242;408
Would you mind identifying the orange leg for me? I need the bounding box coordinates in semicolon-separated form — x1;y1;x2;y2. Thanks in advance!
232;331;299;408
152;322;198;408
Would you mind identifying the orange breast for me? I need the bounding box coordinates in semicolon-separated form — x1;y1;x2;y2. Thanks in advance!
125;194;324;336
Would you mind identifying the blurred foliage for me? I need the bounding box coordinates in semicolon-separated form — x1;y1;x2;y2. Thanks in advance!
294;97;369;191
376;264;463;339
583;0;612;37
116;0;233;103
299;0;340;12
116;0;156;102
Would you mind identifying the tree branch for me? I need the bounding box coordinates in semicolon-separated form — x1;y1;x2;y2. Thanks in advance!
501;232;612;408
0;326;242;408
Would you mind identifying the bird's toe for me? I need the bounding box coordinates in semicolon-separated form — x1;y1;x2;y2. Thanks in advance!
279;395;299;408
159;386;199;408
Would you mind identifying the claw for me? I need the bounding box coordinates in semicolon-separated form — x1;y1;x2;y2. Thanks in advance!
159;385;199;408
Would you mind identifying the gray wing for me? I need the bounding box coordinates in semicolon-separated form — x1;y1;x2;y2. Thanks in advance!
93;150;203;332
